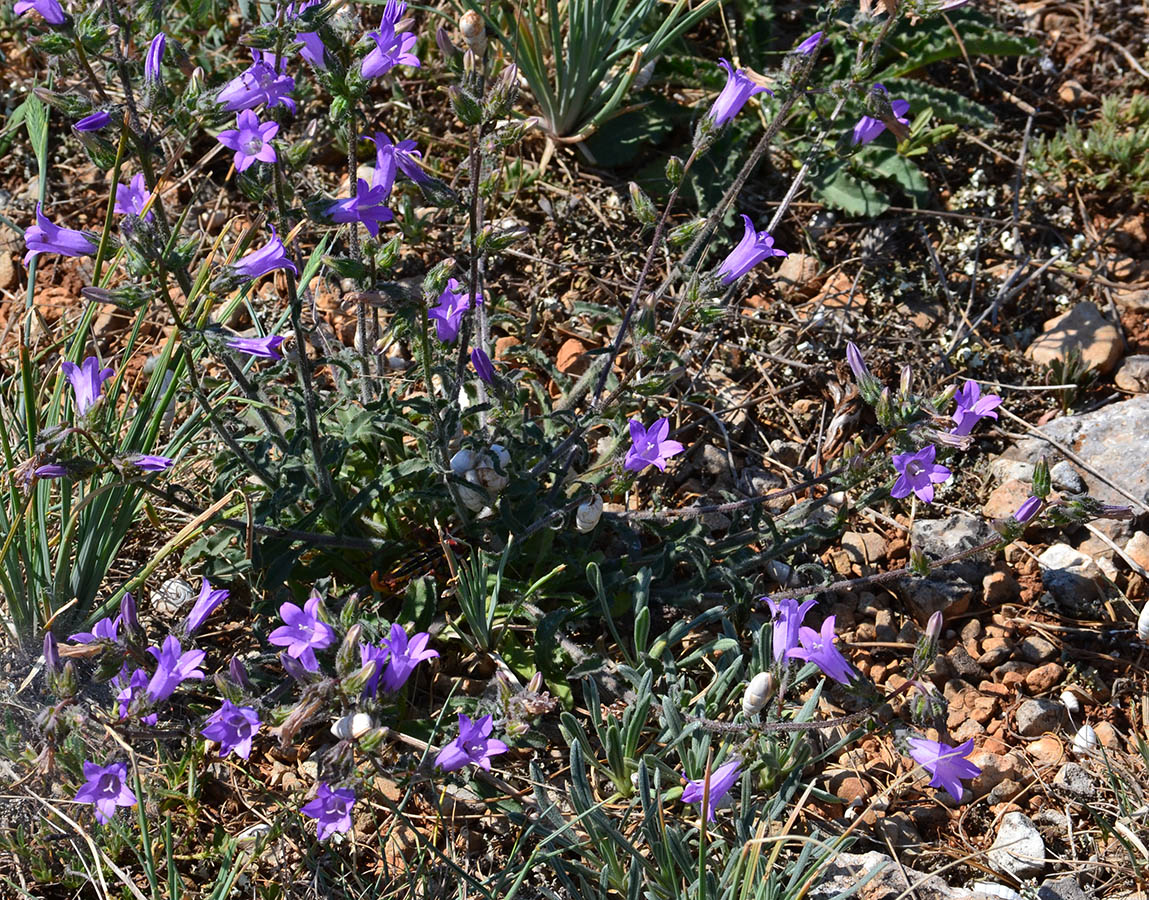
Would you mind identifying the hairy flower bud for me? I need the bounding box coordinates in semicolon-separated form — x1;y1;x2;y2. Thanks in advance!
628;182;657;227
665;155;685;186
908;547;930;577
336;623;362;678
340;660;379;696
668;218;706;247
1032;456;1051;499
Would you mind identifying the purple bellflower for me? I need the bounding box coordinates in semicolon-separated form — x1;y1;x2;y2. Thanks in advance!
707;59;771;127
24;203;98;266
787;615;855;684
126;454;174;472
362;0;419;79
358;641;388;698
201;699;261;759
681;758;742;822
950;380;1002;436
716;214;787;284
890;444;951;503
114;173;154;221
232;227;299;281
217;51;296;113
33;464;68;479
186;578;228;635
378;623;439;693
288;0;326;67
268;594;336;672
70;612;120;644
623;417;685;473
852;87;911;145
907;736;980;803
435;713;508;772
217;109;279;172
74;110;111;132
61;357;115;418
765;597;816;663
14;0;66;25
428;279;474;343
471;347;496;384
796;31;824;54
74;761;137;824
1013;495;1042;524
375;132;430;184
144;33;166;87
301;783;356;841
113;666;150;720
325;178;394;237
145;635;206;703
227;334;285;360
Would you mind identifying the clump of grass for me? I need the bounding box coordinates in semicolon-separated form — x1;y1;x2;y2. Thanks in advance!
1034;94;1149;200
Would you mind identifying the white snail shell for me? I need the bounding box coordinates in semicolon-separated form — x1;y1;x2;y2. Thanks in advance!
1071;723;1098;755
575;495;604;532
1060;690;1081;718
331;712;373;741
742;672;775;717
1137;599;1149;642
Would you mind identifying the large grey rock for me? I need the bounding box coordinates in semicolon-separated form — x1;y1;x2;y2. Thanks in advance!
808;850;984;900
1050;461;1086;494
1053;762;1094;800
1017;698;1064;736
1037;544;1103;606
1038;876;1093;900
991;395;1149;538
902;514;998;618
989;812;1046;880
895;570;976;620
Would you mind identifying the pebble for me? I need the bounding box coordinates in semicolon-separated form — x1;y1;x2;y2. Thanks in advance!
1028;736;1065;766
1025;662;1065;694
1016;698;1064;736
1038;877;1092;900
1018;635;1058;664
1093;721;1121;750
1049;461;1086;494
988;811;1046;879
983;570;1021;604
969;751;1022;798
1026;301;1124;375
1037;544;1102;605
1115;355;1149;393
1053;762;1094;799
979;637;1015;669
1125;532;1149;571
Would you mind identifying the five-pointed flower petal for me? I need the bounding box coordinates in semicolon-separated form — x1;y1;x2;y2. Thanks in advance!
890;444;951;503
186;578;229;635
624;417;685;473
24;203;98;266
950;380;1002;436
378;623;439;693
435;713;508;772
716;214;787;284
217;109;279;172
907;736;980;803
301;783;356;841
201;699;261;759
681;758;742;821
61;357;115;418
268;595;336;672
765;597;816;663
74;761;137;824
146;635;207;703
227;334;285;360
232;227;299;281
787;616;855;685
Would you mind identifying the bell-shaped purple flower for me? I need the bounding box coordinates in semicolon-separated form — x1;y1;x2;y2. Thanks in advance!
707;59;771;127
787;615;855;685
23;203;98;266
287;0;326;67
907;736;980;803
624;417;685;473
715;214;787;284
471;347;496;384
227;334;285;360
145;33;166;87
114;173;154;222
186;578;228;635
268;594;336;672
795;32;824;54
113;666;149;719
125;453;173;472
61;357;115;418
890;444;951;503
681;758;742;821
74;761;137;824
358;641;388;698
14;0;67;25
232;227;299;281
217;51;296;113
217;109;279;172
145;635;206;703
301;783;356;841
378;623;439;693
765;597;816;663
369;131;428;185
69;612;120;644
325;178;394;238
362;0;419;79
428;279;474;343
434;713;508;772
852;88;911;146
1013;495;1042;524
950;380;1002;436
201;699;261;759
74;110;111;132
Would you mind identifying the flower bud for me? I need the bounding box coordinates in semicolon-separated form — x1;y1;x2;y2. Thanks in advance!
668;218;706;247
229;656;253;691
120;592;143;641
437;25;461;62
336;623;362;678
341;660;379;696
898;364;913;401
213;671;245;704
628;182;657;227
665;155;685;186
908;547;930;577
1013;495;1042;524
43;632;60;675
528;671;544;694
358;726;389;753
924;611;943;643
483;64;519;122
423;258;456;297
1032;456;1051;499
58;660;79;698
575;494;604;532
280;652;313;683
742;671;775;716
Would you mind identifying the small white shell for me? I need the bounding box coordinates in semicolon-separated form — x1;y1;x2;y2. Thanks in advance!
450;449;478;477
1060;690;1082;718
742;672;775;717
575;495;604;532
1071;723;1098;755
473;450;509;494
331;712;373;741
458;470;488;511
1137;599;1149;642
